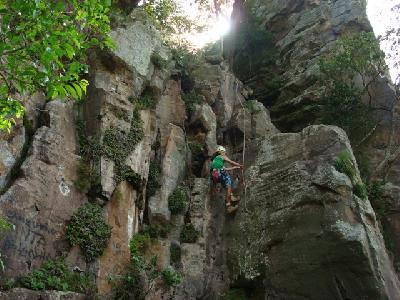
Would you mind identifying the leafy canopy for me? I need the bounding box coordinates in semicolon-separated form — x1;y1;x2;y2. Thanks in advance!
320;32;386;144
0;0;113;131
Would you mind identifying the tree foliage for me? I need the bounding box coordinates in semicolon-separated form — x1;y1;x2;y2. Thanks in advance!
0;0;113;131
142;0;193;34
320;32;386;144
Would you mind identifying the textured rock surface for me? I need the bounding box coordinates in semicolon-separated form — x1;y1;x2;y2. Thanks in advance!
0;93;45;190
174;178;229;299
97;182;140;295
0;288;85;300
231;100;279;139
0;101;86;278
148;124;187;224
241;0;372;131
228;125;400;299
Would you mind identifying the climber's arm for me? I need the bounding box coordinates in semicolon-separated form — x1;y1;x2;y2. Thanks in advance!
221;154;243;168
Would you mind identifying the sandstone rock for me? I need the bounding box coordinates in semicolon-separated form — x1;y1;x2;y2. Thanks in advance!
0;101;87;278
156;80;186;148
97;181;140;295
0;93;45;190
240;0;373;131
0;288;85;300
148;125;187;224
231;100;279;140
174;178;229;299
228;125;400;299
110;10;168;80
191;103;217;155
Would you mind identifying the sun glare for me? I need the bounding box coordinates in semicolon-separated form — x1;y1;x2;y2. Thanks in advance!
367;0;400;84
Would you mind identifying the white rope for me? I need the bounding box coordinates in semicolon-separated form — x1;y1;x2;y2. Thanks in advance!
235;80;248;212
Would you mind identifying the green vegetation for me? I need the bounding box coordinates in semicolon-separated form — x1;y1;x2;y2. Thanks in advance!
0;218;12;271
66;203;112;262
151;53;168;69
143;0;192;34
223;289;247;300
74;119;102;194
20;258;95;293
368;181;387;219
142;223;171;239
334;151;367;199
182;90;203;113
320;32;386;144
170;243;181;264
335;151;356;179
75;108;144;193
0;0;113;131
138;92;158;110
161;266;182;286
147;160;161;198
225;9;282;104
110;232;182;299
180;223;199;243
244;100;262;114
171;45;201;91
168;187;188;215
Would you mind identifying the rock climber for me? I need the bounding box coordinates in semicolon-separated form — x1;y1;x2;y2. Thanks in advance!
210;145;243;213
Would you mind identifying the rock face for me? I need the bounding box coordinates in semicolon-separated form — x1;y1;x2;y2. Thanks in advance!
0;101;86;278
238;0;372;132
228;125;400;299
1;4;400;300
0;288;85;300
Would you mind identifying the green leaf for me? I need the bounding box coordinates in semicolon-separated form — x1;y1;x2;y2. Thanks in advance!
72;82;82;98
64;84;78;99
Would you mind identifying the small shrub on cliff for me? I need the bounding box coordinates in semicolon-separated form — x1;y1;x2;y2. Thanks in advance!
168;187;188;215
170;243;181;264
147;160;161;198
102;109;144;186
353;182;368;200
180;223;199;243
0;218;12;271
66;203;112;262
335;151;356;179
182;90;203;113
335;151;367;200
151;53;168;69
368;181;387;218
142;223;171;239
20;258;95;293
161;266;182;286
111;232;183;298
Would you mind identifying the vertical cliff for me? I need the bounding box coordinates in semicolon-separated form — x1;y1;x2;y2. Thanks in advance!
1;1;400;299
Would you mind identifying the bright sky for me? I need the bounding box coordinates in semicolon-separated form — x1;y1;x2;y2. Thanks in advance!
179;0;233;48
367;0;400;84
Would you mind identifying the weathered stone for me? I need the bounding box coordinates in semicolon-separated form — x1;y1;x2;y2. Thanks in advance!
148;125;187;224
0;288;85;300
0;93;45;190
191;103;217;155
110;10;169;80
174;178;229;299
156;80;186;148
0;101;87;278
97;182;140;295
231;100;279;140
237;0;373;131
228;125;400;299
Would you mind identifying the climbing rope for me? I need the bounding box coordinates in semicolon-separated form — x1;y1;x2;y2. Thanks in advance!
235;80;248;212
